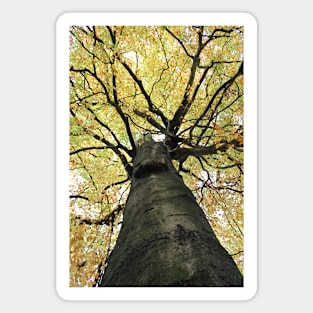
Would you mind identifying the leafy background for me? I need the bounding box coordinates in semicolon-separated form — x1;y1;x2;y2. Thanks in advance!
69;25;244;287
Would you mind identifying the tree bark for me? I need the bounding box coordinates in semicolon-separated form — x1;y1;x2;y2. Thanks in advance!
100;142;243;287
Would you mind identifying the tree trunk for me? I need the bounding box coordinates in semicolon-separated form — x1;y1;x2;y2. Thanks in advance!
100;142;243;287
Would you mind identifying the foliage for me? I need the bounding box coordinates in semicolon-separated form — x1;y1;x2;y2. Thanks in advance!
69;25;244;287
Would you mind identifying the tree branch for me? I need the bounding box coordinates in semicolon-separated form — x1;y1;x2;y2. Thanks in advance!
168;27;234;135
70;28;111;66
170;138;243;161
165;27;193;58
70;65;136;157
70;109;133;178
70;195;89;201
87;106;133;157
230;250;244;257
133;109;166;133
76;205;124;226
119;58;168;126
70;146;105;155
190;61;243;138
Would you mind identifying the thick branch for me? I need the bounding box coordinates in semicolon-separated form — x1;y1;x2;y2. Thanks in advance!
70;28;110;66
119;59;168;126
70;146;105;155
105;27;166;146
190;62;243;137
168;27;230;134
76;205;124;226
70;66;136;157
87;106;133;157
70;109;133;178
202;27;236;47
70;195;89;201
170;138;243;161
70;67;114;106
165;27;193;58
134;109;166;133
102;177;130;193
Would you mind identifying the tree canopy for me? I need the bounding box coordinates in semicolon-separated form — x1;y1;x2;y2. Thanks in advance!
69;25;244;287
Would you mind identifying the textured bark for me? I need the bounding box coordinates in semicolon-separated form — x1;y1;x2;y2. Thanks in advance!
100;142;243;287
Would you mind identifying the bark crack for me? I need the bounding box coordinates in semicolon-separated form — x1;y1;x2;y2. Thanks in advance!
143;207;155;213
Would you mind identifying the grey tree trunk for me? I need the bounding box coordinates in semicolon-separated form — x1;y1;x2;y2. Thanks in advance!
100;142;243;286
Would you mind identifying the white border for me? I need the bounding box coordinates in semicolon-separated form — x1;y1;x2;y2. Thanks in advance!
56;12;257;301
